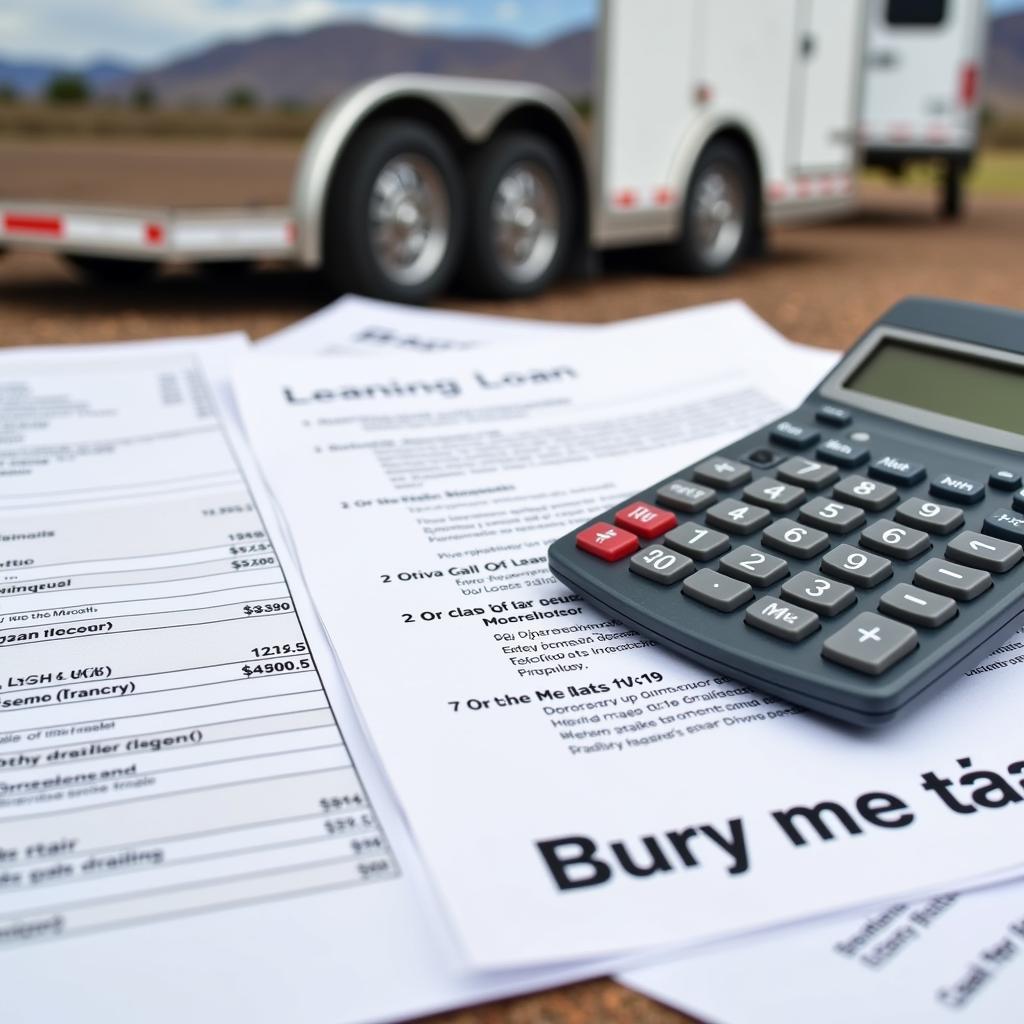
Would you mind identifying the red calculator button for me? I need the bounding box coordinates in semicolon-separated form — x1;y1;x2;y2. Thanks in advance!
614;502;677;539
576;522;639;561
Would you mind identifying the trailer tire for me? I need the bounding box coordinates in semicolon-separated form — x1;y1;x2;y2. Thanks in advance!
66;255;157;284
667;138;757;275
322;118;465;303
463;132;574;298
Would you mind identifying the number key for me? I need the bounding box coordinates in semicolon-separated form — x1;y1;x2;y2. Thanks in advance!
776;456;839;489
693;458;751;488
832;474;898;512
894;497;964;535
820;544;892;588
798;497;865;534
762;517;830;558
629;545;695;584
706;498;771;535
719;545;789;586
663;522;730;561
743;477;806;512
860;518;931;560
781;571;856;616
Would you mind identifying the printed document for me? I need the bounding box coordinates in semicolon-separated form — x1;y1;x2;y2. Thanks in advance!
0;336;621;1023
236;306;1024;967
623;868;1024;1022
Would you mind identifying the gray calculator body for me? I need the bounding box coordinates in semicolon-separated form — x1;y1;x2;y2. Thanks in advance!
548;298;1024;726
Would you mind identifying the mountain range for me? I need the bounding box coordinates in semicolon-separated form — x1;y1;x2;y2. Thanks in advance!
0;12;1021;111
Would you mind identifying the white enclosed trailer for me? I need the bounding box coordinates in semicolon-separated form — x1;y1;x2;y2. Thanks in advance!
861;0;986;216
0;0;866;302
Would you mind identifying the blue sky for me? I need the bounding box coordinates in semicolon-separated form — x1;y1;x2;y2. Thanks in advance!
1;0;1020;67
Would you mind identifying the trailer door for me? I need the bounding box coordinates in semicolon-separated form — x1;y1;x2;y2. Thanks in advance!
862;0;984;151
791;0;864;173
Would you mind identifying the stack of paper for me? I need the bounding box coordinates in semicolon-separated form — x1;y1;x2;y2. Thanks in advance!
1;296;1022;1024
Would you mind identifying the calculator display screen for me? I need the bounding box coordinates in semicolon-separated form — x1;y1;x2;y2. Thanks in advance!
845;338;1024;435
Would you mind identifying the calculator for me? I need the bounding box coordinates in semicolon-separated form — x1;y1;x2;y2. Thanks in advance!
548;298;1024;725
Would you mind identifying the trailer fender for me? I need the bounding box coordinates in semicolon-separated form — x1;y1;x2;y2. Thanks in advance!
291;73;588;268
663;114;766;236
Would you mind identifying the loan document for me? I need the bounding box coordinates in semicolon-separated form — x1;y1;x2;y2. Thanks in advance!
0;337;632;1024
240;308;1024;967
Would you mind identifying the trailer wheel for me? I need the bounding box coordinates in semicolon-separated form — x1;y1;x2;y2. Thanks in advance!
323;118;464;303
668;138;756;275
463;133;573;298
66;255;157;284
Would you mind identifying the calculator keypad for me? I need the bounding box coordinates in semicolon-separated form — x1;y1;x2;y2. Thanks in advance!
946;531;1022;573
983;509;1024;543
762;518;830;558
820;544;892;588
914;558;992;601
878;584;957;628
614;501;677;539
833;475;897;512
706;499;771;535
860;519;931;560
683;569;753;611
693;458;751;488
575;522;638;561
745;596;820;641
629;545;695;584
719;545;789;587
743;477;806;512
799;497;866;534
664;522;730;560
894;497;963;535
822;613;917;675
930;474;985;505
776;457;839;489
561;405;1024;707
656;479;716;513
817;438;869;467
781;572;856;616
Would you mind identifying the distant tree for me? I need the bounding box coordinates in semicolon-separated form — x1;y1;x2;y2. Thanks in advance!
46;72;90;104
224;85;258;110
131;82;157;110
0;82;17;103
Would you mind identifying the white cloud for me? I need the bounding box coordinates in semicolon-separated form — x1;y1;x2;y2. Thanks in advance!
495;1;522;23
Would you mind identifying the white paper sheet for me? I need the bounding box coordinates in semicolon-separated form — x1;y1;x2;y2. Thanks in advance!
0;335;630;1024
233;305;1024;969
258;293;590;355
622;867;1024;1022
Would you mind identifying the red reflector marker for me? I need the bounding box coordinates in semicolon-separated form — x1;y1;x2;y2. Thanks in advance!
960;63;978;107
576;522;639;561
4;214;62;237
614;501;677;539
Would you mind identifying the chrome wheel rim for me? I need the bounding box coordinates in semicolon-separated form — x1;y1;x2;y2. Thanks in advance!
369;154;450;286
692;162;745;268
491;161;559;284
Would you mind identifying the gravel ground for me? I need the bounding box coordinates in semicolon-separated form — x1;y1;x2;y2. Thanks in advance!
2;140;1021;1024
